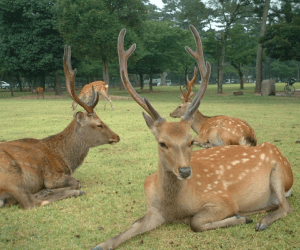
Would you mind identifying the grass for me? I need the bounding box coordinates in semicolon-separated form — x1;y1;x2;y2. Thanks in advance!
0;83;300;250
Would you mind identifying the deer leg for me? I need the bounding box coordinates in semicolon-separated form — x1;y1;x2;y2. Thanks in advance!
92;206;166;250
190;198;252;232
255;166;293;231
44;175;81;190
2;186;40;209
104;99;108;110
37;188;84;207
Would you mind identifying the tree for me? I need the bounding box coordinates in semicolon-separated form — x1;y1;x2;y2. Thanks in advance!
56;0;147;85
0;0;64;91
226;24;257;89
254;0;271;94
260;17;300;62
162;0;212;31
208;0;253;93
128;20;192;91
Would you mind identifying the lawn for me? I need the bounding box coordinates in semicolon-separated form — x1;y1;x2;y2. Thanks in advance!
0;83;299;250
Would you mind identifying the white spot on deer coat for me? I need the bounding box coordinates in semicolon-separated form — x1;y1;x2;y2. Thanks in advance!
260;154;265;160
231;160;240;165
242;158;249;163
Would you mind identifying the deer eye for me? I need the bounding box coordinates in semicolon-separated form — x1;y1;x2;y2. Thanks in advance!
190;140;195;147
159;142;168;149
97;124;103;128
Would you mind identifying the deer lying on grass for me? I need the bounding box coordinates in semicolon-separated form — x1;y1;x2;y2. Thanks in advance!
72;81;114;110
35;87;44;99
91;26;293;250
0;46;120;209
170;68;257;148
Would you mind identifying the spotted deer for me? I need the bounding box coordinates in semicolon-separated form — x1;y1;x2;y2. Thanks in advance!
35;87;44;99
170;68;257;148
91;26;293;250
72;81;113;110
0;46;120;209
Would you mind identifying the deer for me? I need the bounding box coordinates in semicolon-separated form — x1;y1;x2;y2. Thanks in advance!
170;67;257;148
72;81;114;110
0;46;120;209
91;26;294;250
35;87;44;99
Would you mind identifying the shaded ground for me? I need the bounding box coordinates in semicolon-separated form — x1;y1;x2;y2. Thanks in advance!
15;95;131;100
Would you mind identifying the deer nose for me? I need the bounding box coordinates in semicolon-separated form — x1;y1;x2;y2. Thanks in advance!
117;136;120;142
179;167;191;179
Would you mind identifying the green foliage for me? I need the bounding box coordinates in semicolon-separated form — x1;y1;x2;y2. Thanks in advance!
260;16;300;61
0;85;299;249
129;21;194;76
227;24;257;66
0;0;64;78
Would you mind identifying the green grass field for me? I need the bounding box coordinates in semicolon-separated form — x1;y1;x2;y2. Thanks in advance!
0;83;299;249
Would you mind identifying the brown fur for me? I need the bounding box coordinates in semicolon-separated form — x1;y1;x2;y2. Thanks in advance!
170;99;257;148
0;47;120;210
91;25;294;250
0;112;120;209
72;81;113;110
36;87;44;99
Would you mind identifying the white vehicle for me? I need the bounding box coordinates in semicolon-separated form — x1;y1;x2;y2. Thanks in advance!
157;80;172;86
144;78;161;86
0;81;10;89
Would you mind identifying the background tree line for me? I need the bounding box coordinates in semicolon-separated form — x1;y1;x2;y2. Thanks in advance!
0;0;299;95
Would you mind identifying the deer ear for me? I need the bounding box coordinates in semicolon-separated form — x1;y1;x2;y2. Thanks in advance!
74;111;87;125
142;112;156;130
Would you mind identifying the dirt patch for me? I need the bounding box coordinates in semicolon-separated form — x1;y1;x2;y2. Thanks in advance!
15;95;131;100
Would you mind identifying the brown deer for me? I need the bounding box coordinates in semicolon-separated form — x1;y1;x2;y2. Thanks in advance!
35;87;44;99
91;26;293;250
170;68;257;148
0;46;120;209
72;81;114;110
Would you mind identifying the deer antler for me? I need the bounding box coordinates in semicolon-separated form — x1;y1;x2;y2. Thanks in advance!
118;29;164;122
63;46;99;114
183;25;211;120
180;66;197;102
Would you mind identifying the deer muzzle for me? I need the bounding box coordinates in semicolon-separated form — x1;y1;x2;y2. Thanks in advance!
178;167;192;179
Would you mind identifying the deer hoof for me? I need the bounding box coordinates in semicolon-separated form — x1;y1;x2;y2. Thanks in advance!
255;222;268;231
245;217;253;224
91;246;104;250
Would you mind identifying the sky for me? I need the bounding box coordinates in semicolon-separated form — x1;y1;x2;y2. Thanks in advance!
149;0;165;9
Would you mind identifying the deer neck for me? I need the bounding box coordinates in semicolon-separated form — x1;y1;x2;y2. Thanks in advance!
42;119;89;173
192;110;210;134
157;158;184;221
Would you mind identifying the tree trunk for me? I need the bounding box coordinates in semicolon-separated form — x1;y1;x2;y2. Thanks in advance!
102;59;109;84
231;62;244;89
255;0;271;94
39;72;46;89
185;67;188;86
9;76;14;97
55;70;62;95
16;75;22;92
218;36;227;94
160;73;165;86
149;69;153;92
134;74;139;86
139;73;144;90
297;62;300;82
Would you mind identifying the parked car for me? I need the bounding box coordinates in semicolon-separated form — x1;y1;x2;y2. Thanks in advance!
157;80;172;86
0;81;10;89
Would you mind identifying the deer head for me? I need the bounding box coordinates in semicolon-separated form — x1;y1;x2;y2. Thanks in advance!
118;26;210;179
63;46;119;146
